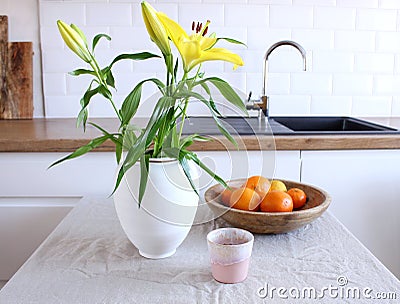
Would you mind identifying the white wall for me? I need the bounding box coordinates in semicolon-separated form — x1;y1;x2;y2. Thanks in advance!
0;0;44;117
9;0;400;118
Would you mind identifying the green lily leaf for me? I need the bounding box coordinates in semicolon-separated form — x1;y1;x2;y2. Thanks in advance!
69;68;95;76
48;135;112;169
92;33;111;52
201;77;248;115
77;82;100;130
180;134;210;150
120;78;165;128
105;68;115;88
216;37;247;47
178;153;199;197
138;154;150;207
110;52;160;68
98;85;113;101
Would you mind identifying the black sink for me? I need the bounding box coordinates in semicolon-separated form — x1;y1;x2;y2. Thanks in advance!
181;116;399;136
271;116;398;134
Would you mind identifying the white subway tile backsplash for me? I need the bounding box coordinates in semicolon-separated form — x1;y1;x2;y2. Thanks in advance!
268;49;309;73
337;0;378;8
311;96;352;116
391;97;400;115
291;73;332;95
39;0;400;118
109;27;157;51
355;53;394;73
379;0;400;9
66;74;92;96
294;0;336;5
376;31;400;52
248;0;291;4
246;72;263;97
86;3;132;26
314;7;356;30
269;95;311;116
333;73;374;95
247;28;291;51
40;27;64;50
240;50;265;73
265;73;291;95
269;5;313;29
88;96;121;118
42;50;84;73
179;4;224;27
395;54;400;73
225;4;269;27
45;96;81;118
334;30;375;51
43;73;66;96
373;75;400;95
357;8;397;31
352;96;392;116
313;51;354;72
40;2;85;27
292;29;334;50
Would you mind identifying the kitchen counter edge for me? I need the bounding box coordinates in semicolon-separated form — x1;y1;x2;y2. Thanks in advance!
1;117;400;152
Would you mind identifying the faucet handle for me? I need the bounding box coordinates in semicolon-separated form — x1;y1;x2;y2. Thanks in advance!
247;91;252;102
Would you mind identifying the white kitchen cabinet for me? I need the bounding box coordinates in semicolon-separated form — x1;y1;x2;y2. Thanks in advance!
0;152;117;280
301;150;400;278
195;150;301;189
0;197;78;280
0;152;117;197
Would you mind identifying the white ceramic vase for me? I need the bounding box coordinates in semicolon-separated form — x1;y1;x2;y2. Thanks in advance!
113;158;199;259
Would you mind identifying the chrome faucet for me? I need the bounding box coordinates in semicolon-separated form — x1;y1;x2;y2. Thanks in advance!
246;40;307;118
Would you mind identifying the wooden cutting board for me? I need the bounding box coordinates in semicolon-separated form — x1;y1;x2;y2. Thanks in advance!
0;16;33;119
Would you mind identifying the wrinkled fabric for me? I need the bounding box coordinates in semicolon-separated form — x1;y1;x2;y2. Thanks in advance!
0;197;399;304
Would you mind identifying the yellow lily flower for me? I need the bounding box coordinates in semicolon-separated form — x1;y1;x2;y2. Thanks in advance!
141;2;171;60
157;13;244;72
57;20;92;63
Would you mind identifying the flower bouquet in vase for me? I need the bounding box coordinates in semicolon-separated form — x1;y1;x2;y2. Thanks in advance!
52;1;247;259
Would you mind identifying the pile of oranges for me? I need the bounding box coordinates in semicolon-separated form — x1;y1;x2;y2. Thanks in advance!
220;176;307;213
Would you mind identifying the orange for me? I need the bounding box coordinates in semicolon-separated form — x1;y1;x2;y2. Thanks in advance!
243;176;271;199
260;190;293;212
221;188;235;206
230;187;261;211
287;188;307;209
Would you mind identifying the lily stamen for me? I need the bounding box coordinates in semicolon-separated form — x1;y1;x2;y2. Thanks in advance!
196;22;202;33
200;20;210;36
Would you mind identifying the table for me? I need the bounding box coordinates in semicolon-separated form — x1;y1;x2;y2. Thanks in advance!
0;198;399;303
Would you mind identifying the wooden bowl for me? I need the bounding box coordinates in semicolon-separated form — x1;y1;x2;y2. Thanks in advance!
205;178;331;234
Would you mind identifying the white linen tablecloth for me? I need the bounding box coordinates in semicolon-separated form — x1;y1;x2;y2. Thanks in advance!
0;197;399;304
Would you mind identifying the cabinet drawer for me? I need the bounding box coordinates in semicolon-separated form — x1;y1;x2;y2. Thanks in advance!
0;153;117;196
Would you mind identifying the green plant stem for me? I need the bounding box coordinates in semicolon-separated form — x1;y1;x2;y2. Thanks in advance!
89;54;123;122
177;66;202;141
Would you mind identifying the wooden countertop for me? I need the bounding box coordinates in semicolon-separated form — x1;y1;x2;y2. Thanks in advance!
0;117;400;152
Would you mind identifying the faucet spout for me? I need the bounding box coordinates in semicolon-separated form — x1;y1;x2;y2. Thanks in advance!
262;40;307;96
246;40;306;119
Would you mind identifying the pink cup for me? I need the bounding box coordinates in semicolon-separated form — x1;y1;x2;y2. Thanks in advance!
207;228;254;284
